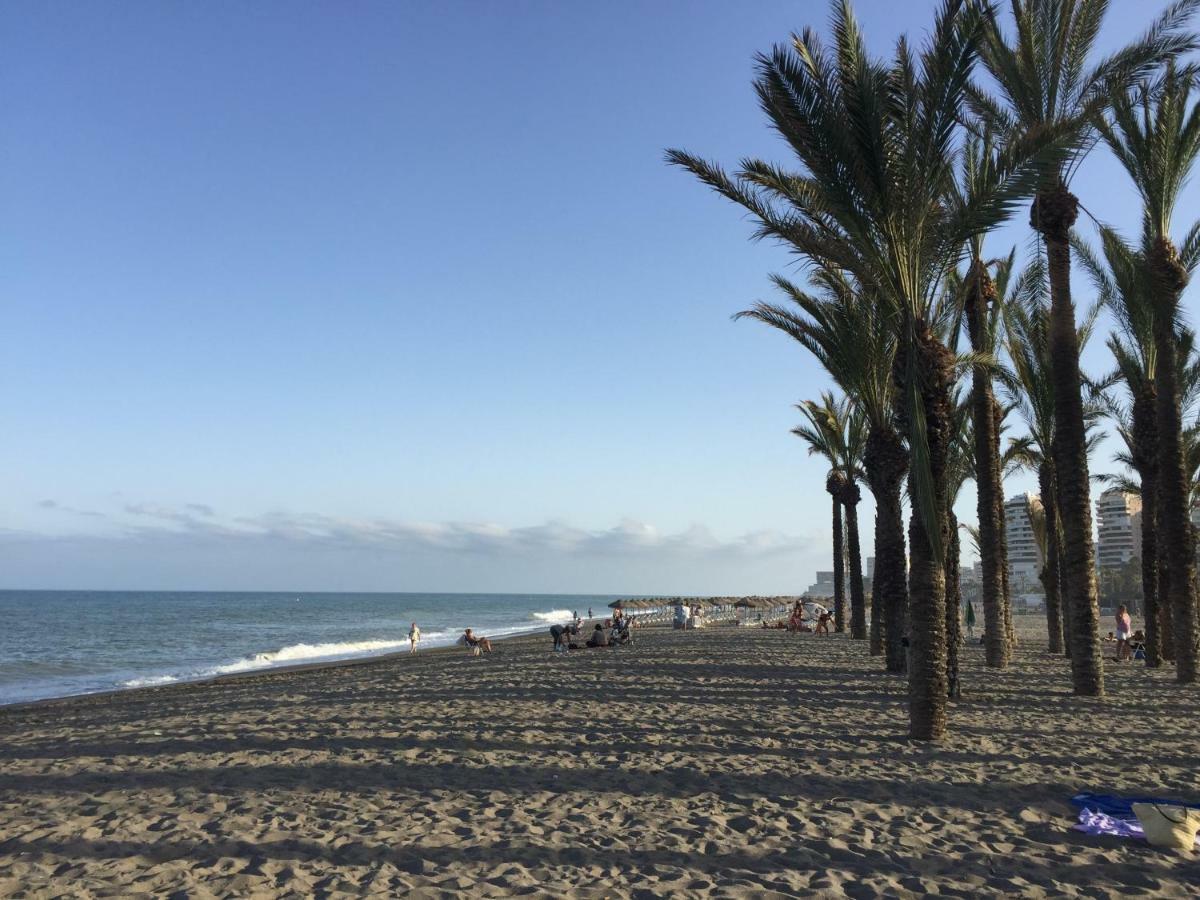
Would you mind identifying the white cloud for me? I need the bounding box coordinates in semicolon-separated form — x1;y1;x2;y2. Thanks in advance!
10;499;824;593
23;500;814;558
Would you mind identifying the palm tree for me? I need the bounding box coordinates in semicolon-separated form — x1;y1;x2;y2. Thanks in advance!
946;145;1015;669
1023;494;1056;633
972;0;1200;696
1075;224;1200;667
828;475;846;633
1008;436;1066;654
669;0;1052;739
737;270;903;658
1099;351;1200;663
1002;265;1105;658
943;393;977;698
1097;67;1200;681
794;393;868;636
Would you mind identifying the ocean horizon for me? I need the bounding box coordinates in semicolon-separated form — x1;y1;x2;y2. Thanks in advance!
0;589;633;706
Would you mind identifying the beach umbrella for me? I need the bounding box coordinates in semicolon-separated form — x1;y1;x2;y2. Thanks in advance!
803;600;829;617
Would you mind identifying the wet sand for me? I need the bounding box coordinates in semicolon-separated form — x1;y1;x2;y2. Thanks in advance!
1;618;1197;898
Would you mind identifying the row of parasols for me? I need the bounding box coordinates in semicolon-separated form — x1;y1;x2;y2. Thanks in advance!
607;595;833;610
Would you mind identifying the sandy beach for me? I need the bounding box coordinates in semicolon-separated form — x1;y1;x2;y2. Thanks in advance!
1;618;1197;898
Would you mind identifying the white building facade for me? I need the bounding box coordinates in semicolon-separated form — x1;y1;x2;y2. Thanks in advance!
1096;488;1142;569
804;571;836;597
1004;492;1044;592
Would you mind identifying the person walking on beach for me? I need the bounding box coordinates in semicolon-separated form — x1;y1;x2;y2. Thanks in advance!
1115;605;1132;662
408;622;420;654
588;607;593;620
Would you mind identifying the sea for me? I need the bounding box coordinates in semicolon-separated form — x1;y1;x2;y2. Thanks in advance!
0;590;623;706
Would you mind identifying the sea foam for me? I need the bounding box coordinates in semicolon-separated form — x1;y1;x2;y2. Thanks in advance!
531;609;575;623
211;639;410;675
120;674;180;688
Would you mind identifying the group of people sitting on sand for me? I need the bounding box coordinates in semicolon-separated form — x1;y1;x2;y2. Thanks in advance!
459;610;639;658
760;600;832;634
550;609;634;651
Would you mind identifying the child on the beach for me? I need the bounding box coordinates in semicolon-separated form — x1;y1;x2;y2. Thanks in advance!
408;622;420;653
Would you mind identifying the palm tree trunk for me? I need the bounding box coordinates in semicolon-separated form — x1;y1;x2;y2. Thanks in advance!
1001;527;1017;648
878;488;908;671
1156;556;1176;662
1138;477;1162;668
1051;434;1073;660
843;484;867;640
1034;184;1103;696
1038;462;1064;654
865;423;909;670
909;503;948;739
1147;441;1176;667
1132;387;1161;667
945;509;963;699
830;492;846;634
1150;239;1200;683
1060;556;1074;657
965;262;1010;668
1138;477;1161;667
869;569;885;656
993;400;1016;651
905;320;951;741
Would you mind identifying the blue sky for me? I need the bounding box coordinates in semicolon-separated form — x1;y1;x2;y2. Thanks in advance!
0;1;1192;592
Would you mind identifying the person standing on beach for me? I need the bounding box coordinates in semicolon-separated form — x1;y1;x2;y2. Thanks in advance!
588;607;593;619
408;622;420;653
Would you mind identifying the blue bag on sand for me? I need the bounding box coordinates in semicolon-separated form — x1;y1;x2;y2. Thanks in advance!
1072;792;1200;821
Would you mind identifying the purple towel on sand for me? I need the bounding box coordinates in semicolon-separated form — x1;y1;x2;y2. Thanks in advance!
1071;794;1200;849
1075;809;1145;839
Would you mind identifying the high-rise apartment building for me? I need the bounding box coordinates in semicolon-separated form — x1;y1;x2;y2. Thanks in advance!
1096;488;1142;569
1004;493;1044;591
804;571;836;597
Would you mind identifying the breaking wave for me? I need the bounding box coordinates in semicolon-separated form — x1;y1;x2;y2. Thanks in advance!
210;639;410;675
531;609;575;623
120;674;180;688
